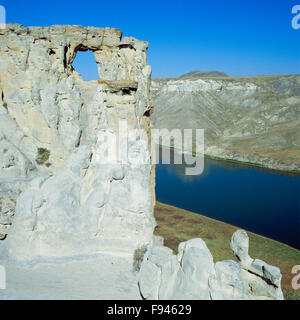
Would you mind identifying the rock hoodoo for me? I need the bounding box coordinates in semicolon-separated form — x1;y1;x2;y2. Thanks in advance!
0;24;155;260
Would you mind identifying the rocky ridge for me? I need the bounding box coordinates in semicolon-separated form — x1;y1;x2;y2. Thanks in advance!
151;74;300;173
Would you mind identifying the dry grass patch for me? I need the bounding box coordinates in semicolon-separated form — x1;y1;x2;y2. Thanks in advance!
154;201;300;300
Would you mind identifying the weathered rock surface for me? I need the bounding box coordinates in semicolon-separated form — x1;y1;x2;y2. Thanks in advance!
151;75;300;173
138;230;284;300
0;24;155;260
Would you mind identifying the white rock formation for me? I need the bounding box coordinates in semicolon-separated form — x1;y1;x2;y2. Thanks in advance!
138;230;284;300
230;229;253;268
0;24;155;261
230;230;283;300
0;24;285;300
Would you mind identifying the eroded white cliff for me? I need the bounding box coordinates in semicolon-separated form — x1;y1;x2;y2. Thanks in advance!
0;24;155;260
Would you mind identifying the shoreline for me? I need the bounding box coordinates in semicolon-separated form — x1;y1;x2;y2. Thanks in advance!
158;144;300;176
202;153;300;177
156;200;299;252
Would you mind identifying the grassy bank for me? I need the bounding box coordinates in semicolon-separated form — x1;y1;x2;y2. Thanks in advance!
154;201;300;300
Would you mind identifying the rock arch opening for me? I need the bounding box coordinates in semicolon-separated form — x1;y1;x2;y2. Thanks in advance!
72;49;99;81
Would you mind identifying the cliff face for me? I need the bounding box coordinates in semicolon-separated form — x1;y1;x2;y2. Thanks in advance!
151;75;300;172
0;24;155;260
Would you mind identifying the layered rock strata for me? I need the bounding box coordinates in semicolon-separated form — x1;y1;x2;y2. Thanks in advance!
151;75;300;173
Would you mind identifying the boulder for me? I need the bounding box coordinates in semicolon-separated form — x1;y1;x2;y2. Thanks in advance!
209;260;252;300
230;229;253;268
138;231;284;300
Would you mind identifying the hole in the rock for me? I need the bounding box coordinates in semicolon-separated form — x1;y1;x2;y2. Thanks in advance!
144;109;151;117
122;88;132;95
72;49;99;81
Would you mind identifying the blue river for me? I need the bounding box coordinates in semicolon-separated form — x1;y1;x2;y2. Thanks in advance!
155;153;300;250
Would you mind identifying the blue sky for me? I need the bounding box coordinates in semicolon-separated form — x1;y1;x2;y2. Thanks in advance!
2;0;300;79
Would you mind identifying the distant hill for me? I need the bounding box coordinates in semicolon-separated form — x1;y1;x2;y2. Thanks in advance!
151;73;300;173
179;70;229;79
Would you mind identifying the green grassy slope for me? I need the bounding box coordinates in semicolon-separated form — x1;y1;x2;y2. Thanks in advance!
154;201;300;300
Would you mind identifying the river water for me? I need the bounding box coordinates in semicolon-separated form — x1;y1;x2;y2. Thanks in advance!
155;152;300;250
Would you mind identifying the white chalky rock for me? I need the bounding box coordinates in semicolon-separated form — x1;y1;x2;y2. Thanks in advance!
230;229;253;268
209;260;252;300
0;24;155;260
179;239;215;299
230;230;284;300
139;239;215;300
138;231;284;300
